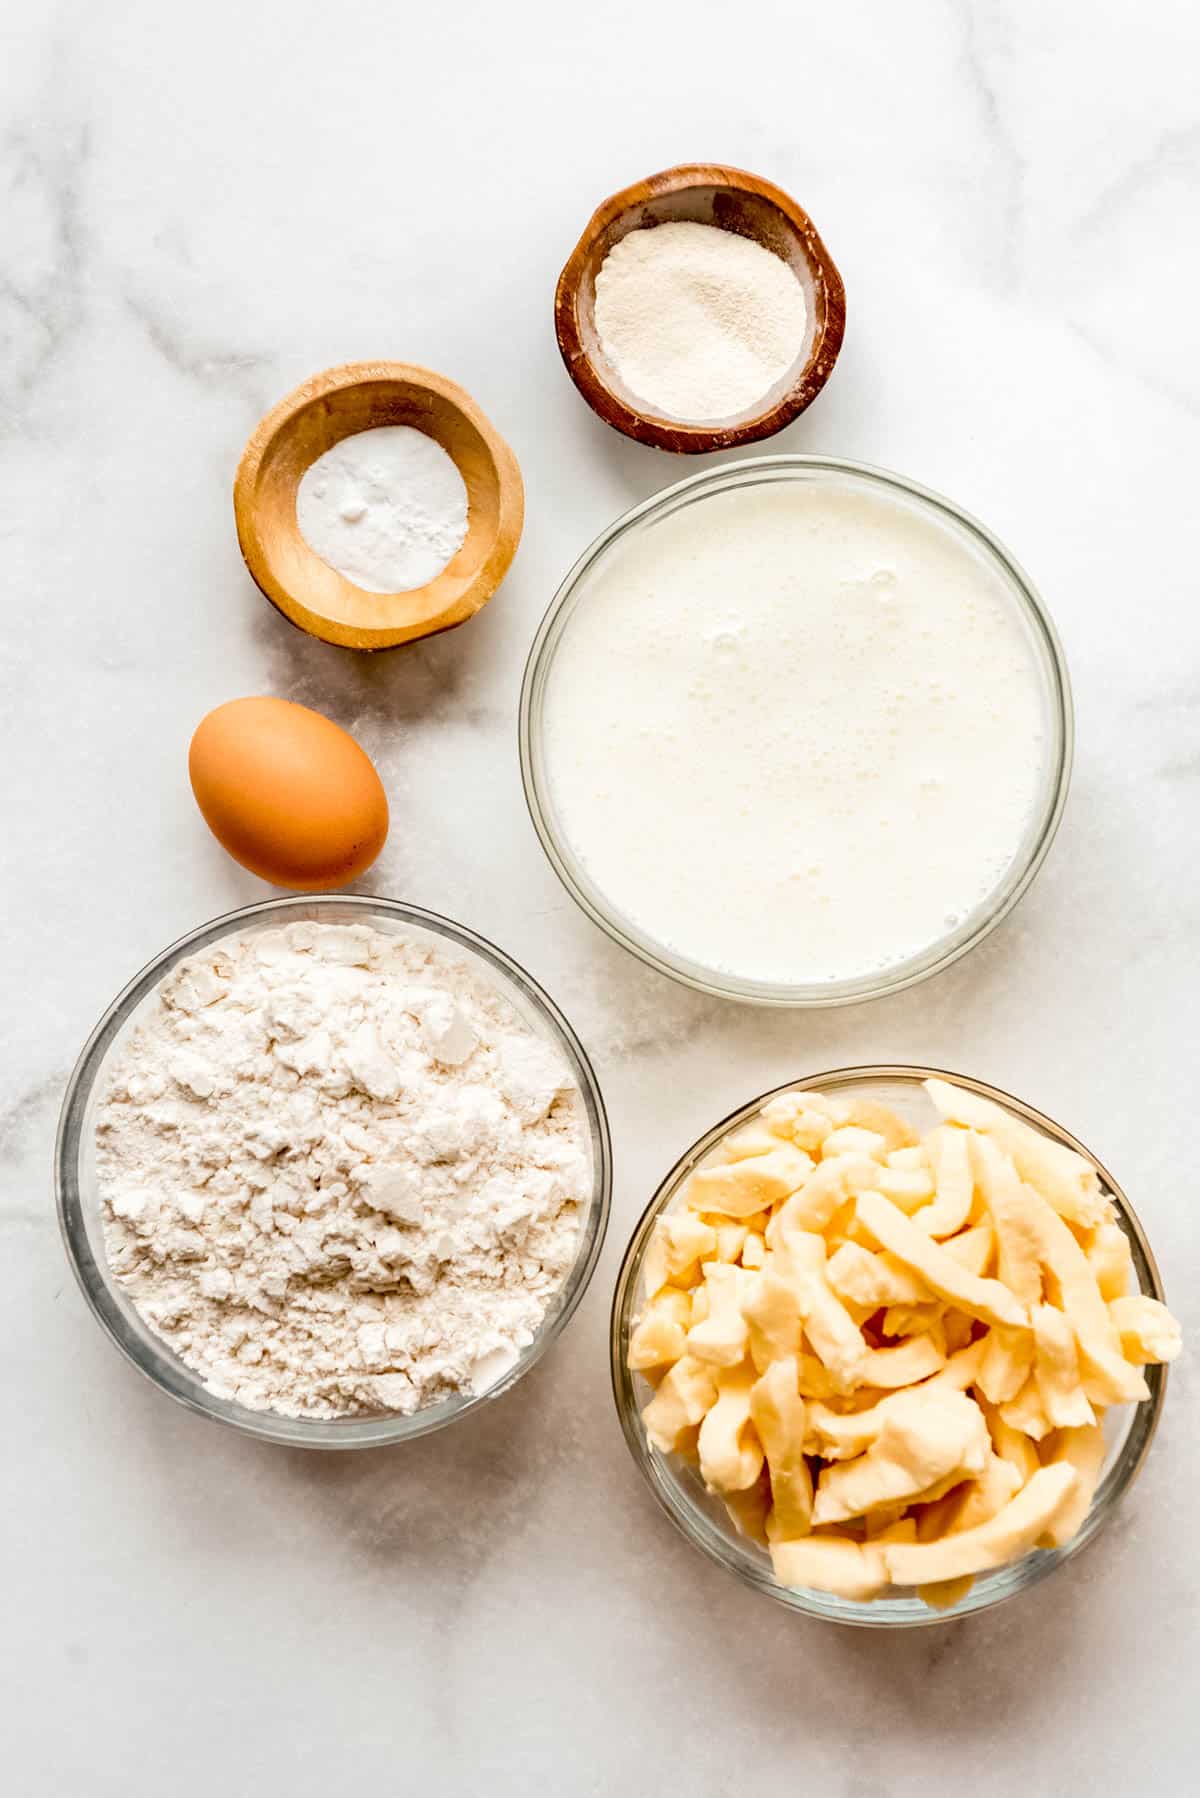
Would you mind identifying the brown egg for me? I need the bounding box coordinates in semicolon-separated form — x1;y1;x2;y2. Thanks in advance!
189;697;388;890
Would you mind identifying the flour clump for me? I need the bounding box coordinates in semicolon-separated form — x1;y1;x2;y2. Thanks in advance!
97;922;590;1419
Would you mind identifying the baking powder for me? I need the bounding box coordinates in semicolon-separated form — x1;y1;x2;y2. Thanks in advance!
593;221;808;423
96;921;589;1418
296;425;469;593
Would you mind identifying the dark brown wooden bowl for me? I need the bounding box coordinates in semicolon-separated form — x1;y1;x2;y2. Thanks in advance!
555;164;846;455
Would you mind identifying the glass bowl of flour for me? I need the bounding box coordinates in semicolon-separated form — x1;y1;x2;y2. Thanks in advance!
56;896;611;1447
520;457;1073;1006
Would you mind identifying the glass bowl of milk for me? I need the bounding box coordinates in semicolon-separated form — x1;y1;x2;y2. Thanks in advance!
520;458;1072;1005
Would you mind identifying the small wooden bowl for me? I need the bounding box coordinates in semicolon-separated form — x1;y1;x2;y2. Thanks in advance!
555;164;846;455
234;362;524;651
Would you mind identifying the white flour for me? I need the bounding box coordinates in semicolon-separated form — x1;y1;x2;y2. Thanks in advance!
96;921;589;1419
593;221;808;422
296;425;469;593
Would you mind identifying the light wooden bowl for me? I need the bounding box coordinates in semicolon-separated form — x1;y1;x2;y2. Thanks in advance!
555;164;846;455
234;362;524;651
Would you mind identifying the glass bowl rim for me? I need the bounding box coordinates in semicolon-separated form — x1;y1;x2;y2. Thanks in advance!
519;454;1075;1007
56;893;613;1450
609;1063;1167;1627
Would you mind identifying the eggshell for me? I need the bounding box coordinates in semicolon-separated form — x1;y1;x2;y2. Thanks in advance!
189;697;388;890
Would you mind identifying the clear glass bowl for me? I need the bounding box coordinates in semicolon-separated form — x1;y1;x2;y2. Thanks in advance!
57;895;612;1449
520;457;1073;1006
610;1066;1168;1626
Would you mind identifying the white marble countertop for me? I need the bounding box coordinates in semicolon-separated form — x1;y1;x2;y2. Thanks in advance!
4;1;1198;1790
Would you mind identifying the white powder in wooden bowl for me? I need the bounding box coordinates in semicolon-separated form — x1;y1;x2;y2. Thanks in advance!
296;425;468;594
592;221;808;423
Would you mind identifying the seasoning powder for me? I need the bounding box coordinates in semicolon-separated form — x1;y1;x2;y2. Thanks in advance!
593;221;808;423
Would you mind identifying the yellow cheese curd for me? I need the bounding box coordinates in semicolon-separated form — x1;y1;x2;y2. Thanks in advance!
629;1082;1181;1608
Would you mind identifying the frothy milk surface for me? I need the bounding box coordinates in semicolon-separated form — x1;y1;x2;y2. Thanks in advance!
540;475;1049;987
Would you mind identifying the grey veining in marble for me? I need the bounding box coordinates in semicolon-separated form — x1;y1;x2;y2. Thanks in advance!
2;1;1198;1791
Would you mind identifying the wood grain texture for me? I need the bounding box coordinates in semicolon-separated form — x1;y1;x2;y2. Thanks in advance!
234;362;524;651
554;164;846;454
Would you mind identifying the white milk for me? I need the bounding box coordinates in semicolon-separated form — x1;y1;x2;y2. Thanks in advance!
539;474;1049;988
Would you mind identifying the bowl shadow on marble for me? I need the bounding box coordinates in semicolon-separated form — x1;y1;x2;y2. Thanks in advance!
620;1440;1122;1753
250;562;503;740
267;1348;590;1582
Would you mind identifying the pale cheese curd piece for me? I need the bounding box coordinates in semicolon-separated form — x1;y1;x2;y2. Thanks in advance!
924;1079;1106;1230
854;1190;1029;1330
939;1222;994;1277
969;1134;1043;1306
768;1153;883;1238
789;1090;852;1127
760;1094;836;1152
772;1229;868;1390
977;1324;1034;1405
945;1449;1024;1534
770;1535;889;1602
741;1230;766;1269
639;1227;670;1302
811;1388;989;1526
656;1214;718;1284
859;1334;947;1388
980;1396;1041;1484
628;1288;692;1372
698;1363;763;1493
887;1147;930;1172
826;1242;933;1309
881;1301;945;1340
686;1262;751;1367
840;1099;918;1152
882;1463;1080;1586
1030;1199;1149;1405
873;1166;937;1209
942;1310;976;1355
918;1575;977;1611
1032;1302;1096;1429
820;1125;888;1162
998;1372;1053;1441
642;1355;717;1453
741;1267;803;1371
1041;1422;1108;1547
687;1145;813;1216
868;1515;919;1544
723;1477;772;1544
1089;1221;1134;1301
716;1122;784;1163
916;1125;975;1237
1109;1294;1183;1365
712;1220;749;1263
749;1357;813;1539
795;1354;848;1400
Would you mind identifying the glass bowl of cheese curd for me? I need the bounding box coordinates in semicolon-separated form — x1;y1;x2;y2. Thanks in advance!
611;1067;1175;1626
